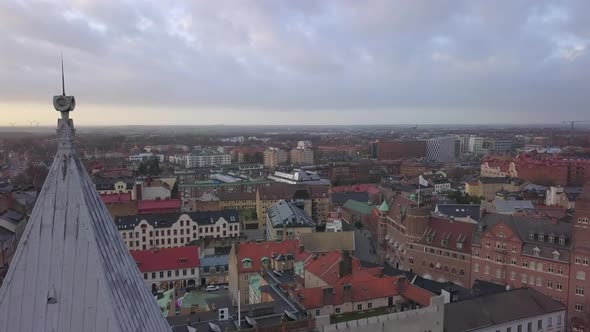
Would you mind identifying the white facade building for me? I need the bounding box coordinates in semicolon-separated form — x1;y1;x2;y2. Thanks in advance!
469;136;484;155
132;245;200;290
185;152;231;168
426;137;456;162
129;152;164;163
268;169;331;185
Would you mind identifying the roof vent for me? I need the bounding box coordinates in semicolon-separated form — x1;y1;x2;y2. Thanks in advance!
47;287;58;304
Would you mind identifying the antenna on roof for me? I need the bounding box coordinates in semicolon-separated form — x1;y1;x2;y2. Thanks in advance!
61;52;66;96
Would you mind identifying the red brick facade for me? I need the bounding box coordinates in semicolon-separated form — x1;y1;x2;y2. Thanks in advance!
376;141;426;161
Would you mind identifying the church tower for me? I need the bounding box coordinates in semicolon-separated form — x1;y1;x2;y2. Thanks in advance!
0;62;171;331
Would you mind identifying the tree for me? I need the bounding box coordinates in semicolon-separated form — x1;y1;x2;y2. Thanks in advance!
137;157;162;176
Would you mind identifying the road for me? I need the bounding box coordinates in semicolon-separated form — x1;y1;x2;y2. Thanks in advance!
354;228;377;263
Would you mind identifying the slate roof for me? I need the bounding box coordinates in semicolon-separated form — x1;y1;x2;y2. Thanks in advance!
115;210;240;230
444;288;566;332
200;255;229;268
493;199;535;214
418;217;476;253
331;192;370;206
435;204;481;221
473;214;572;263
0;98;170;331
267;201;315;228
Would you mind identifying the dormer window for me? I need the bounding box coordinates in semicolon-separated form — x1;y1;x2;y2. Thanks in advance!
548;235;554;244
552;251;560;260
441;239;448;246
559;236;566;245
426;236;432;244
529;232;535;240
242;258;253;269
533;247;541;257
456;242;463;250
538;233;544;242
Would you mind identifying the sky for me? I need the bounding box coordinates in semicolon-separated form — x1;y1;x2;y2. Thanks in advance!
0;0;589;126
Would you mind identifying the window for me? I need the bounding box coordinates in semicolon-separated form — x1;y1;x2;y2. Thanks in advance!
533;248;540;257
536;277;542;286
507;328;512;332
584;257;589;266
557;315;561;325
183;269;187;276
517;325;522;332
180;229;184;235
474;263;479;272
556;281;563;291
167;271;171;277
315;310;320;316
575;285;584;296
559;237;565;245
511;271;516;280
160;272;164;278
528;275;534;284
553;251;560;260
495;269;501;279
357;304;362;310
538;320;542;330
496;256;503;263
511;258;517;265
484;266;490;275
527;322;532;332
511;245;516;253
522;261;528;268
474;249;479;257
335;308;341;314
548;235;554;243
191;268;195;275
522;274;527;283
536;263;543;271
485;254;491;260
173;230;177;235
144;273;148;280
575;303;583;312
368;302;372;309
557;266;564;275
547;280;553;289
242;258;253;269
576;271;586;280
408;257;414;265
485;241;490;248
548;316;552;327
151;272;156;279
459;269;465;276
180;220;184;227
529;233;534;240
575;257;582;264
530;261;536;270
548;265;554;273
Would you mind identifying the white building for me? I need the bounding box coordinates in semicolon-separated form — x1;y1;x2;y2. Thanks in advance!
185;152;231;168
132;245;200;290
426;137;455;162
115;210;240;251
297;140;313;149
444;288;566;332
469;136;484;155
268;169;331;185
129;152;164;163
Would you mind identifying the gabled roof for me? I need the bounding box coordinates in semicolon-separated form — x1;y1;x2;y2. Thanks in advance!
418;217;476;252
0;96;170;331
378;200;390;212
267;201;315;228
236;240;305;273
131;246;199;272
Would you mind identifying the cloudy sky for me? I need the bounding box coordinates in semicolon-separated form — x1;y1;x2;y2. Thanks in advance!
0;0;589;126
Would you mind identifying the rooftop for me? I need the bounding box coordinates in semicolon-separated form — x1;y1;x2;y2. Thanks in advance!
267;201;316;228
131;246;200;273
297;231;355;253
342;199;375;215
444;288;566;332
115;210;239;230
435;204;480;221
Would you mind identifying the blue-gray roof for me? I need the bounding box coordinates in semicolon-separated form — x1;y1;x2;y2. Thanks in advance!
267;201;315;228
435;204;481;221
200;255;229;268
493;199;534;213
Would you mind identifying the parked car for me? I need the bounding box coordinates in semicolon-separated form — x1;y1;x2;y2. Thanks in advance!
206;285;220;292
223;285;229;290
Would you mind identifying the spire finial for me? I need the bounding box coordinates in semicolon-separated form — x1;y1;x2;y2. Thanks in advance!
61;52;65;96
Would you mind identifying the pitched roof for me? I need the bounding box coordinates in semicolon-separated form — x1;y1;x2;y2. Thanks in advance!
418;217;476;252
100;192;132;204
267;201;315;228
115;210;240;230
138;199;181;213
0;97;170;331
444;288;566;332
342;199;375;215
435;204;480;221
131;246;199;272
378;200;390;212
236;240;304;273
304;251;378;286
297;232;355;253
331;192;370;205
493;199;535;213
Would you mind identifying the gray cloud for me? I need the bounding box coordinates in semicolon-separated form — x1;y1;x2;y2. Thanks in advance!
0;0;589;124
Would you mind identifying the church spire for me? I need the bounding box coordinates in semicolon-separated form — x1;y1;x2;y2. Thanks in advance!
53;55;77;153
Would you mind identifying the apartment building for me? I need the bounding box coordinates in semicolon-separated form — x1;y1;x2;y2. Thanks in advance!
265;201;316;241
115;210;240;251
263;148;289;168
131;245;200;290
290;147;315;165
185;151;231;168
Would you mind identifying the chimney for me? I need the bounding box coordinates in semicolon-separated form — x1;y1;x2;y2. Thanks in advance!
342;284;352;303
339;251;353;277
299;245;305;253
135;182;142;201
322;287;334;306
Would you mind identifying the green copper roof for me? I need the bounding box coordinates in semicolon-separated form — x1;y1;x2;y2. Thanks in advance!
378;200;389;212
343;199;374;215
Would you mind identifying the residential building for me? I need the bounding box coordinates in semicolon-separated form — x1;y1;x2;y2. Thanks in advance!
546;186;582;210
331;191;370;207
131;245;200;290
0;89;170;331
263;147;289;168
94;176;136;199
468;136;484;155
137;199;181;215
430;176;451;193
480;158;518;178
470;214;572;305
297;140;313;149
426;137;455;163
180;178;272;209
218;192;257;212
444;288;566;332
340;199;375;227
290;147;315;165
568;182;590;331
514;152;590;186
115;210;240;250
266;201;316;241
403;217;475;287
465;177;522;201
268;169;331;185
488;198;535;215
376;140;427;160
185;151;231;168
199;252;229;286
399;161;429;177
129;152;164;163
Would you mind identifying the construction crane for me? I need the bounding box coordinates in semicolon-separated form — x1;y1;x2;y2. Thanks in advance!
562;120;590;145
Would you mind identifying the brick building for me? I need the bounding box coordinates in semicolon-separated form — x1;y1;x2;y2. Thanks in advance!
376;140;427;161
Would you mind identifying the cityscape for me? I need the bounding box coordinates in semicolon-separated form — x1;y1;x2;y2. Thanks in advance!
1;1;590;332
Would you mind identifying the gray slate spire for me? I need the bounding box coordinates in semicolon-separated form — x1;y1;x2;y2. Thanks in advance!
0;70;171;332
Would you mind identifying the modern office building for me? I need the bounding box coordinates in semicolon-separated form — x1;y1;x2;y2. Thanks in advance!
469;136;484;155
426;137;456;162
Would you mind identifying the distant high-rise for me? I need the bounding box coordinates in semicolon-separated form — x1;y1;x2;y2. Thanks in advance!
425;137;455;162
0;75;171;331
263;147;288;168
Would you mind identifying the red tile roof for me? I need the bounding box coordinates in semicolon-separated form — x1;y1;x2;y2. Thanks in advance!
418;217;476;252
237;240;309;273
131;246;199;273
304;251;381;286
100;192;132;204
401;283;433;307
331;184;379;195
138;199;181;213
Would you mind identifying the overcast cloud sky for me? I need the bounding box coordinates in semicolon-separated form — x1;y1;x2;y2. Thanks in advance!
0;0;589;126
